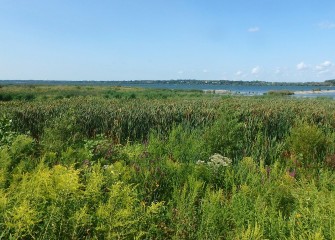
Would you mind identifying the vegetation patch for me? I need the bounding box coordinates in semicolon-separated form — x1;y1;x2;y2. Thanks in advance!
1;85;335;239
265;90;294;96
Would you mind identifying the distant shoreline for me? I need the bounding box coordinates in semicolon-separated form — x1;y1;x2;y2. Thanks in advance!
203;89;335;96
1;79;335;87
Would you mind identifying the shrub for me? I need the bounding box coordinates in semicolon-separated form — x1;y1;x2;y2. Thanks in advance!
9;135;35;170
0;116;17;147
164;125;208;163
266;90;294;96
197;189;229;239
205;113;246;161
287;122;330;166
170;177;204;239
95;182;142;239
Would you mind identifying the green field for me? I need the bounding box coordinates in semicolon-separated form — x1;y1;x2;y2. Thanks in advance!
1;85;335;239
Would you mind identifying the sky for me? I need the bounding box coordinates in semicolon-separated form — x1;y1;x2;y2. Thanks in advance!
1;0;335;82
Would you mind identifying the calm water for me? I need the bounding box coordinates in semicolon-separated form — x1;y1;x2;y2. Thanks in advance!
108;82;335;98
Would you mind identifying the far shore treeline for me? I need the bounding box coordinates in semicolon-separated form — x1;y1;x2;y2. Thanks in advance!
1;79;335;86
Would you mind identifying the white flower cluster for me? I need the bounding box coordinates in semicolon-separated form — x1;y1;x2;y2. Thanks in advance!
197;153;232;168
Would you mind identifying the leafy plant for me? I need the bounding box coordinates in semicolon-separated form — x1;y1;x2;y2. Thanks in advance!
287;122;330;166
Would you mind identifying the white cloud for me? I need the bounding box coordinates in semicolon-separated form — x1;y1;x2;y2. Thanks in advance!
177;70;184;74
251;66;260;75
248;27;260;32
318;21;335;29
316;61;333;74
324;61;332;67
296;62;308;71
320;60;332;68
203;69;208;73
235;70;243;76
318;69;330;75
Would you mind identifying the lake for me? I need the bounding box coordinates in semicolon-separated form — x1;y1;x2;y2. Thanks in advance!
102;82;335;98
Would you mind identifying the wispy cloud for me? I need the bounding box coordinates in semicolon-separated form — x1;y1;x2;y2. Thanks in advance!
203;69;208;73
316;60;333;74
317;60;332;68
235;70;248;79
248;27;260;32
235;70;243;76
275;68;282;75
296;62;308;71
251;66;261;75
318;21;335;29
177;70;184;74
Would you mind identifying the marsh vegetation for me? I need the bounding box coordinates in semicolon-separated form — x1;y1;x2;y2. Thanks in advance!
1;85;335;239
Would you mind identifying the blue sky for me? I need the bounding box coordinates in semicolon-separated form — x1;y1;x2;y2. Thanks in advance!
1;0;335;82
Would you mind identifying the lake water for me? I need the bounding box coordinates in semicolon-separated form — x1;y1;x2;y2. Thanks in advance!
106;82;335;98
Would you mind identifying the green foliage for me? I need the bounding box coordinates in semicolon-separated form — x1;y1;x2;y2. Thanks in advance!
10;135;34;158
6;134;36;174
287;122;331;166
95;182;141;239
0;93;36;102
4;200;39;238
169;177;204;239
236;223;264;240
197;188;229;239
59;147;91;166
266;90;294;96
1;87;335;239
41;112;81;153
148;125;208;163
0;148;11;188
0;116;17;147
205;112;246;160
84;136;127;165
